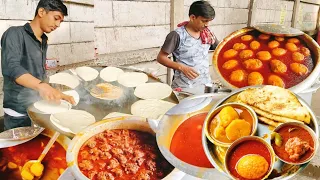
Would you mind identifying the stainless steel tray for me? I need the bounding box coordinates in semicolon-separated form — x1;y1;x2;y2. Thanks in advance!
27;66;179;138
202;86;319;180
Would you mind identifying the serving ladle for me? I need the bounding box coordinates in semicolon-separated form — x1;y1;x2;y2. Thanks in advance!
21;131;60;180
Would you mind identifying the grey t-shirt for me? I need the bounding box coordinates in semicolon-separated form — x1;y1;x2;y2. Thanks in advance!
161;26;218;88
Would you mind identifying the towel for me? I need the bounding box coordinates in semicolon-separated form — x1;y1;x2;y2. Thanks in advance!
177;21;215;44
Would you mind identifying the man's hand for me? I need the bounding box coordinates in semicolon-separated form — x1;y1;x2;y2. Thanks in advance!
179;64;199;80
36;83;75;105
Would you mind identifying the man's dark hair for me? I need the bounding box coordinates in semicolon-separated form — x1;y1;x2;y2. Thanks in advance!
35;0;68;17
189;1;215;19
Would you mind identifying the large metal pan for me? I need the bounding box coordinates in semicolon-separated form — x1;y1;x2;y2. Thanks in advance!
212;27;320;94
66;116;184;180
27;66;179;138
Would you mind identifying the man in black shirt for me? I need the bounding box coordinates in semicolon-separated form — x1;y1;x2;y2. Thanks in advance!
1;0;75;130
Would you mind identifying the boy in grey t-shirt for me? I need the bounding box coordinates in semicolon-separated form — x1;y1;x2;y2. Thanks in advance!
157;1;218;90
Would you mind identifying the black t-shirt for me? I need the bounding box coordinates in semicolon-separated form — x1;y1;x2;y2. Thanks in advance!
1;23;48;114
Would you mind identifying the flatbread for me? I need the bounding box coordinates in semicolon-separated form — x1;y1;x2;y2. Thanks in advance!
131;99;176;119
117;72;148;87
258;116;282;127
50;110;95;133
249;105;303;124
100;67;124;82
75;66;99;81
51;118;73;133
34;100;72;114
237;85;310;124
103;112;133;119
134;82;172;100
49;72;80;89
63;90;80;105
90;83;123;100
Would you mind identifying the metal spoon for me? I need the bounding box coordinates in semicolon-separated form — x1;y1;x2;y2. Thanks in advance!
21;131;60;180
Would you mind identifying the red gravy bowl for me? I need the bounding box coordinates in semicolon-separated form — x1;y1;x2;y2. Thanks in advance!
170;113;213;168
225;136;275;180
272;122;318;165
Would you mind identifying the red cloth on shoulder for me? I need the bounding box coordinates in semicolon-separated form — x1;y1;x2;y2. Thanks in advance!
177;21;215;45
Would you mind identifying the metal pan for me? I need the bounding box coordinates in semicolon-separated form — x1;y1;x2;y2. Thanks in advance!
27;66;179;138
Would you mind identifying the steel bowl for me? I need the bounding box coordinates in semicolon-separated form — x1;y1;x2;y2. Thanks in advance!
66;116;182;180
204;102;258;147
156;94;229;179
224;136;276;180
212;27;320;94
272;122;319;165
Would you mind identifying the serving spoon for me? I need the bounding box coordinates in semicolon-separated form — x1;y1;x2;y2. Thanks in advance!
21;131;60;180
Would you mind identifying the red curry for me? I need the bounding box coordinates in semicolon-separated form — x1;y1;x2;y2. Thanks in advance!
218;31;314;88
78;129;173;180
227;140;271;180
272;125;314;163
0;134;67;180
170;113;214;168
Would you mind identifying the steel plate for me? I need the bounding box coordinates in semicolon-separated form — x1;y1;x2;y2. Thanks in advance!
202;86;319;180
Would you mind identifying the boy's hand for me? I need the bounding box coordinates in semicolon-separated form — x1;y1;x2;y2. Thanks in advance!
36;83;75;105
179;64;199;80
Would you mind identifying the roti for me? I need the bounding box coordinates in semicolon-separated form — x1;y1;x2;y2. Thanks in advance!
49;72;80;89
103;112;133;119
134;82;172;100
117;72;148;87
237;85;310;124
34;100;72;114
75;66;99;81
100;67;124;82
131;99;176;119
90;83;123;100
50;110;95;133
63;90;80;105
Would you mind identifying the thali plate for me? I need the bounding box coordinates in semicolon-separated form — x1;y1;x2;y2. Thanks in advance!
202;86;319;180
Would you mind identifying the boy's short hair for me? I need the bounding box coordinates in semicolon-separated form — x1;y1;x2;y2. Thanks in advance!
35;0;68;17
189;1;215;19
